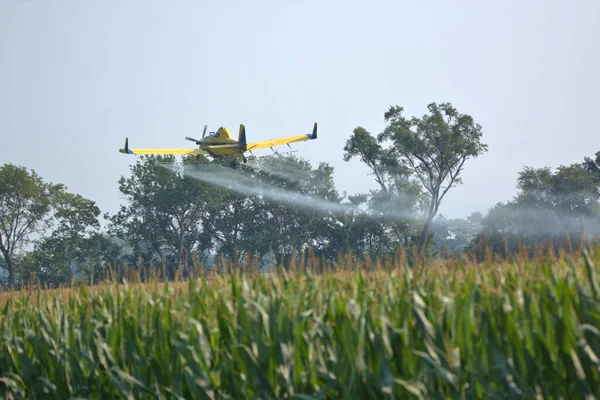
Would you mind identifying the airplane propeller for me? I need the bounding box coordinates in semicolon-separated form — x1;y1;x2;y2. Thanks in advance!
185;125;208;144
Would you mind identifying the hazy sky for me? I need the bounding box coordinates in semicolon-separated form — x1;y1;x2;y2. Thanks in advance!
1;0;598;221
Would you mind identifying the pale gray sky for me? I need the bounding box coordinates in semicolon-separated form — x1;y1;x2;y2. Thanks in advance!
1;0;598;221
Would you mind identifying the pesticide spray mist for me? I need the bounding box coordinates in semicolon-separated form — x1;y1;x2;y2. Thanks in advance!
160;161;422;223
159;159;600;247
245;156;313;186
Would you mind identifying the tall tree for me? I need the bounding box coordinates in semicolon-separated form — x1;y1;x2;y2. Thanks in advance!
107;155;215;277
19;190;105;285
343;127;425;255
377;102;488;253
0;164;56;288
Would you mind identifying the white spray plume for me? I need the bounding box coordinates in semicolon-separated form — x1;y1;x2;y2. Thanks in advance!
243;155;334;192
160;162;422;223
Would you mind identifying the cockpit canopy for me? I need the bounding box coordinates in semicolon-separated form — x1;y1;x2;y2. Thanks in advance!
201;127;233;142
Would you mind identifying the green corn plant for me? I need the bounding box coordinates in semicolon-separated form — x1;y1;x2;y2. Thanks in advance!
1;244;600;398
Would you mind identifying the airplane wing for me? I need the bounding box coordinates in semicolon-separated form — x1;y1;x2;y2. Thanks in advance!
119;138;208;155
245;122;317;151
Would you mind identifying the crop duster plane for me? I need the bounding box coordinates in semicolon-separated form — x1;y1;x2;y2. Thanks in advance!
119;122;317;168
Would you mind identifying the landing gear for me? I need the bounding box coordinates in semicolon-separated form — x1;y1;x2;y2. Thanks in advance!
228;156;246;169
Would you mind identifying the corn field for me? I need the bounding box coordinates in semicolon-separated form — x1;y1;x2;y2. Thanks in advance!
1;245;600;399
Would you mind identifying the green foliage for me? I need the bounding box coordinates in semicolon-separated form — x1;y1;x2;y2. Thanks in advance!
18;233;125;287
106;155;216;277
0;164;58;288
343;129;424;257
345;103;488;257
584;151;600;187
2;247;600;398
242;156;345;263
468;152;600;259
197;155;349;268
0;101;491;282
378;103;488;252
0;163;111;288
30;190;104;285
429;212;483;255
105;152;421;274
343;126;402;195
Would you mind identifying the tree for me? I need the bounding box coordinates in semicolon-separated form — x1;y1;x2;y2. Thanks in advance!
343;127;425;256
19;190;106;286
510;161;600;236
583;151;600;187
343;127;400;195
329;193;400;260
226;155;345;268
199;189;256;266
430;212;483;255
107;155;216;277
50;191;102;277
377;102;488;253
466;152;600;259
0;164;56;288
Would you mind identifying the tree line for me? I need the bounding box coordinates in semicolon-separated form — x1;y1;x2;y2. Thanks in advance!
1;102;599;288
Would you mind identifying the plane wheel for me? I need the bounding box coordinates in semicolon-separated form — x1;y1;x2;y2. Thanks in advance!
243;156;247;164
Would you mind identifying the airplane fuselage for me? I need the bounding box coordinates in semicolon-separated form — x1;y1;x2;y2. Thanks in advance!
195;127;246;156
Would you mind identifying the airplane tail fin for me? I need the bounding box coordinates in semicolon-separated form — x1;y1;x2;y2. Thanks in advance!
311;122;317;139
238;124;247;150
119;138;132;154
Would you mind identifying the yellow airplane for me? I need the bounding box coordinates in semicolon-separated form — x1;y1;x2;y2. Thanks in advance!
119;122;317;168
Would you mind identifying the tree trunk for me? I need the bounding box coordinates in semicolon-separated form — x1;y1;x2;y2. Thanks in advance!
3;254;14;290
178;236;185;276
418;191;439;255
418;181;444;256
418;215;433;255
0;240;12;289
